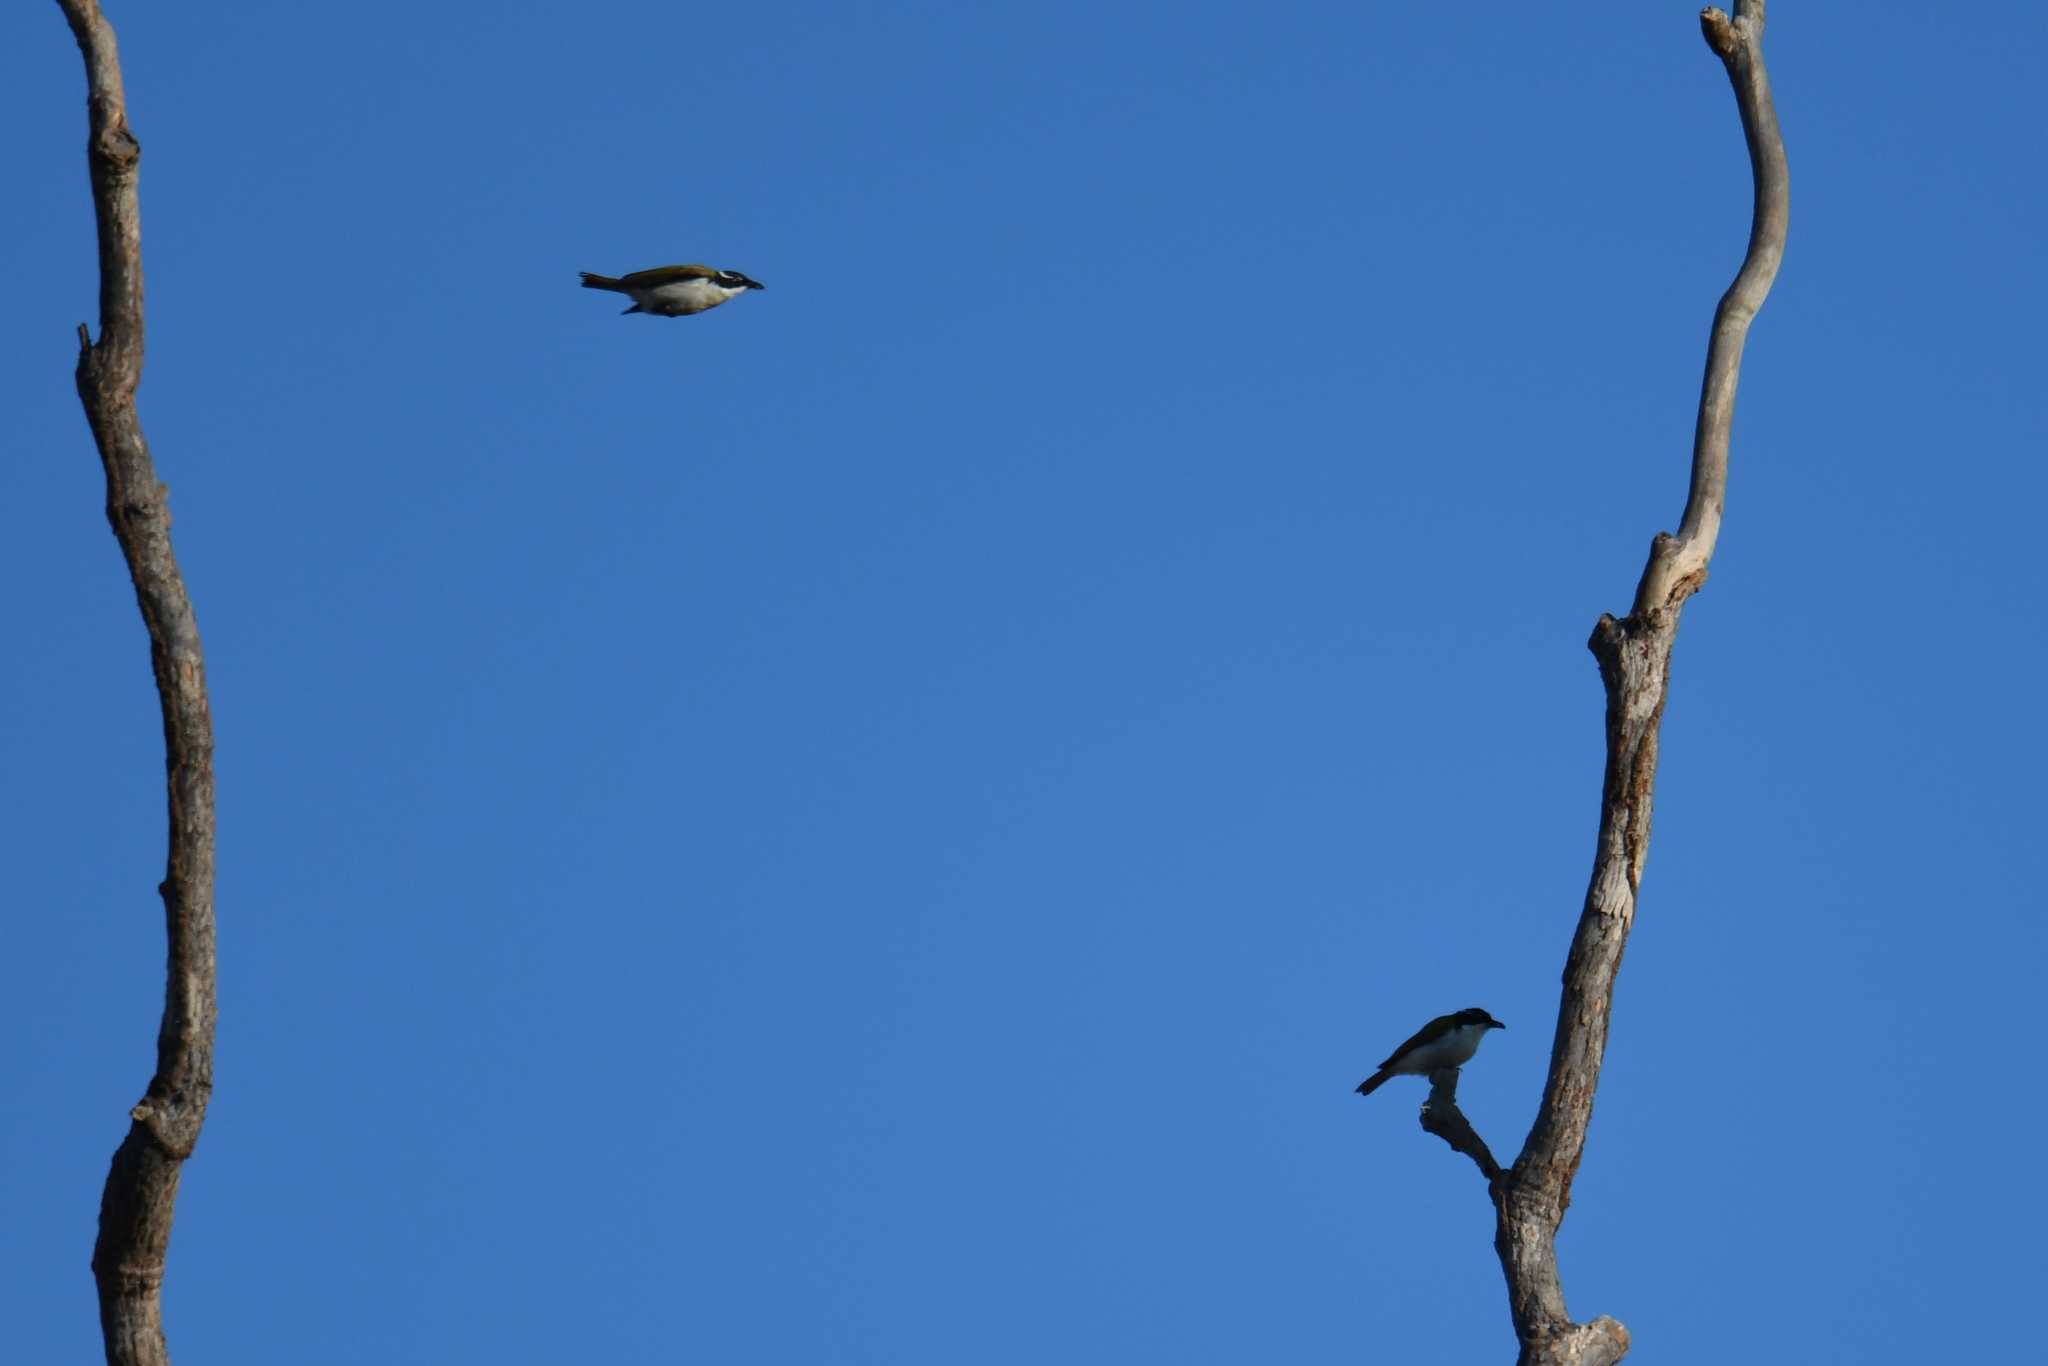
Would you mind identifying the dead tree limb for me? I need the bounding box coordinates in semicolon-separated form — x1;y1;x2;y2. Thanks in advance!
1409;7;1787;1363
55;4;219;1363
1419;1070;1504;1182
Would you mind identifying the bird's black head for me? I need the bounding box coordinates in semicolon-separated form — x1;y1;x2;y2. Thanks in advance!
716;270;765;291
1459;1008;1505;1030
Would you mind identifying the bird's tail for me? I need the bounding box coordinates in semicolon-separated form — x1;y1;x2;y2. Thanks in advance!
579;272;626;292
1355;1071;1392;1096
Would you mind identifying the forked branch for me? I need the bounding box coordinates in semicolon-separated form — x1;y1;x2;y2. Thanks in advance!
1403;7;1788;1364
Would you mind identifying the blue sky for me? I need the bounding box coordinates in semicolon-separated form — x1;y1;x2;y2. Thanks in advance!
5;1;2044;1361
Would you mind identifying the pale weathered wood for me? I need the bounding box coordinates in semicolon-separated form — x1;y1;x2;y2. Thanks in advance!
54;4;220;1364
1404;7;1787;1363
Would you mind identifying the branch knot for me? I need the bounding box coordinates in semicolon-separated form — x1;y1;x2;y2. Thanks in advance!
1700;8;1739;57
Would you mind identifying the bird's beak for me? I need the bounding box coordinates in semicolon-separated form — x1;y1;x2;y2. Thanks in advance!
1492;1020;1507;1029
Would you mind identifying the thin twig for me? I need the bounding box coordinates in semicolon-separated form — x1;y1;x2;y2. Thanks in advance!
1418;1069;1503;1181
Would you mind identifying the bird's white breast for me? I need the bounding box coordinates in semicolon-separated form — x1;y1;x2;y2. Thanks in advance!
635;277;742;316
1402;1023;1488;1071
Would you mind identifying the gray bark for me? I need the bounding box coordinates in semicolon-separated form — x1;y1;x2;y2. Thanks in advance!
1410;7;1789;1363
53;4;220;1364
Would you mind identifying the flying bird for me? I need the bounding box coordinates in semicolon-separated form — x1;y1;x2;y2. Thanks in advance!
1355;1008;1505;1096
578;264;765;317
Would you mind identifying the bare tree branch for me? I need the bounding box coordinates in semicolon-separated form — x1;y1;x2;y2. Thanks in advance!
1397;7;1789;1363
1418;1069;1504;1182
54;4;219;1363
1633;2;1792;617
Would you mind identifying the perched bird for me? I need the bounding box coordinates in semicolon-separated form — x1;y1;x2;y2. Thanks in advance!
578;264;765;317
1355;1008;1505;1096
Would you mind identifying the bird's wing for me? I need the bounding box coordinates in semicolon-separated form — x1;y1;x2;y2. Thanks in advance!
1376;1013;1454;1070
616;264;720;288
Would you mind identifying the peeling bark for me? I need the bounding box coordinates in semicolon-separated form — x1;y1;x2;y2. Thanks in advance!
54;4;219;1364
